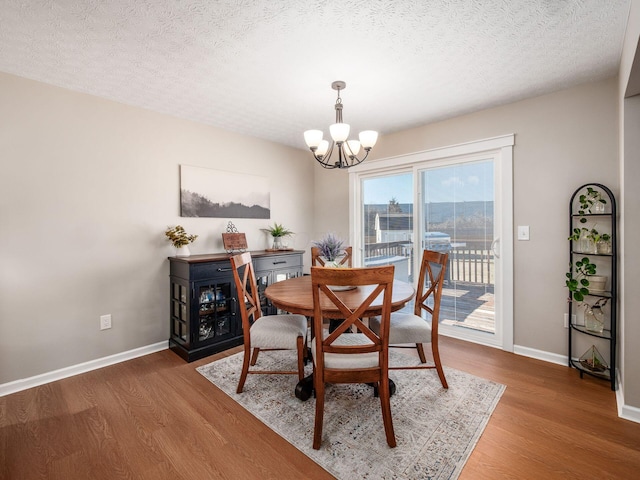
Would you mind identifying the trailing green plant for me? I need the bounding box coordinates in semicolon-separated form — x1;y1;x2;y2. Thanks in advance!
568;227;588;242
165;225;198;248
577;187;606;222
312;233;345;262
566;256;597;302
262;222;293;238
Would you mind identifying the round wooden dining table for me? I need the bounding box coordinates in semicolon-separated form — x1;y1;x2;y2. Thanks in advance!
264;275;415;319
264;275;415;400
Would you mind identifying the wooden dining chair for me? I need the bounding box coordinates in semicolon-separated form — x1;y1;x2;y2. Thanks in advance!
230;252;307;394
370;249;449;389
311;246;353;267
310;265;396;450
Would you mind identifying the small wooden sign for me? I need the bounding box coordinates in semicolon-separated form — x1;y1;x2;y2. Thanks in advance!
222;232;248;253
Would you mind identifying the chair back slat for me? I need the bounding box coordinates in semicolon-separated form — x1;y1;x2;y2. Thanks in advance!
230;252;262;335
311;265;394;357
415;250;448;336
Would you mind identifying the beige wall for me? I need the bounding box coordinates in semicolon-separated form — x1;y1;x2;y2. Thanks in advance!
315;78;619;359
619;0;640;410
0;72;314;384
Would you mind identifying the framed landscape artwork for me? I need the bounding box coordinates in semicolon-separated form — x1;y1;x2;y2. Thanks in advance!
180;165;270;219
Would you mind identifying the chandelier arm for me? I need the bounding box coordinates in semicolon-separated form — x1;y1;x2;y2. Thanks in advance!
340;147;371;168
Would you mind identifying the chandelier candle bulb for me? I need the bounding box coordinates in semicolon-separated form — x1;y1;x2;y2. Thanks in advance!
316;140;329;156
304;129;323;148
346;140;361;156
330;122;350;142
359;130;378;149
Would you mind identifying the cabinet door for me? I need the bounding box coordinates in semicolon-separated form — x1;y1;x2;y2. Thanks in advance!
170;279;190;346
193;279;238;345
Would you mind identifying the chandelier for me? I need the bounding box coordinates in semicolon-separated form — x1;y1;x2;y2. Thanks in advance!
304;81;378;169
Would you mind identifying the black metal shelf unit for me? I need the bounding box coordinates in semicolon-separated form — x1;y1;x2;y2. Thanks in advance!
568;183;617;390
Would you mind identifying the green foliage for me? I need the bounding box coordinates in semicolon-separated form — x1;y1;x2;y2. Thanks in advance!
577;187;606;222
262;222;293;238
568;227;587;242
165;225;198;248
565;257;597;302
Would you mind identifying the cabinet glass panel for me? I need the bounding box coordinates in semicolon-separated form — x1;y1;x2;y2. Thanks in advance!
274;270;301;283
197;282;234;343
256;272;270;313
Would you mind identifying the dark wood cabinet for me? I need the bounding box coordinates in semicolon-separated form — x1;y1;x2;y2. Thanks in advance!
168;250;304;362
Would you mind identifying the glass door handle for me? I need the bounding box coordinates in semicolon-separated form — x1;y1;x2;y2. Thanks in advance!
491;237;501;258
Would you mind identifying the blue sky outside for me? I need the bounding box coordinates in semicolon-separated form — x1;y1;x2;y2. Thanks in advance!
363;160;494;205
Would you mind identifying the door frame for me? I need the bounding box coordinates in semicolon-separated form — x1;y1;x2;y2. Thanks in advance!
349;134;514;352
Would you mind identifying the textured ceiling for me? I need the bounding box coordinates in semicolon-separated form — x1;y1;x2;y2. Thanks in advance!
0;0;631;150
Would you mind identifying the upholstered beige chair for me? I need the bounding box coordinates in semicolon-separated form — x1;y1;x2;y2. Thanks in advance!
310;265;396;449
370;249;449;389
230;252;307;394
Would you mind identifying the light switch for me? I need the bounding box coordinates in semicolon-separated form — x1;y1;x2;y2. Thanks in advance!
517;225;530;241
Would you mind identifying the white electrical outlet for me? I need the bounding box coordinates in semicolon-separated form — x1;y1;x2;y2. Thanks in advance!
564;313;569;328
100;314;112;330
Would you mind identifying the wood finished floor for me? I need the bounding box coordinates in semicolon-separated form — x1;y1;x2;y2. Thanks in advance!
2;337;640;479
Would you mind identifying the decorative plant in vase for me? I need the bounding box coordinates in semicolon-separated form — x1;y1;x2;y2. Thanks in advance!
165;225;198;256
262;222;293;250
312;233;346;266
584;297;609;334
577;186;607;219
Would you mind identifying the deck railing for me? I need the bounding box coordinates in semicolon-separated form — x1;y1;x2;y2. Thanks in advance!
364;240;494;285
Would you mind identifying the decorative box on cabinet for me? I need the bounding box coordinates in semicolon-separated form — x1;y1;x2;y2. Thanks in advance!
567;183;617;390
168;250;304;362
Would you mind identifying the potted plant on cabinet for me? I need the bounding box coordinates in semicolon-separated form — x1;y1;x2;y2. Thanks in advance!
262;222;293;250
165;225;198;257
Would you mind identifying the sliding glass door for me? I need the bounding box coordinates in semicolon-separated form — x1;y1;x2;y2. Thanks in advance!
361;172;414;284
350;136;513;350
419;160;496;342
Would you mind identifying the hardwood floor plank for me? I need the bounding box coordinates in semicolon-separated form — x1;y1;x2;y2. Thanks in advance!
2;338;640;480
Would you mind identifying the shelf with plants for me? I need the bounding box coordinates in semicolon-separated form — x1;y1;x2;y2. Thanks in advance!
566;183;617;390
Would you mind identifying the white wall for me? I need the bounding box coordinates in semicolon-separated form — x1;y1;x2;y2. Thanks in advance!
315;77;619;359
0;72;314;384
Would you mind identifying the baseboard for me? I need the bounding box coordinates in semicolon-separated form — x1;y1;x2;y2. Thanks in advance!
615;370;640;423
0;341;168;397
513;344;568;366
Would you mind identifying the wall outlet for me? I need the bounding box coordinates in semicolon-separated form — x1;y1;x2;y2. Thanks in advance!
564;313;569;328
100;314;112;330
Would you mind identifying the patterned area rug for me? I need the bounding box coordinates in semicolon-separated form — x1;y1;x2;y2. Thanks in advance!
197;350;505;480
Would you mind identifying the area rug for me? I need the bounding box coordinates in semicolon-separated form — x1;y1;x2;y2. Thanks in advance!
197;351;505;480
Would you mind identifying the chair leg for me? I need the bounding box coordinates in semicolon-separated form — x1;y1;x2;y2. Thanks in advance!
416;343;427;363
313;372;325;449
432;341;448;389
378;374;396;448
236;346;251;394
250;347;260;366
296;335;305;380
